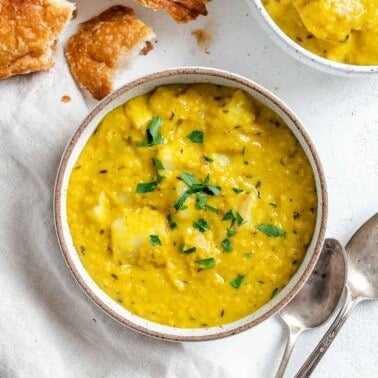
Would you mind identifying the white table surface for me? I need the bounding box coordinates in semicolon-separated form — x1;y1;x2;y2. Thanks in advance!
2;0;377;377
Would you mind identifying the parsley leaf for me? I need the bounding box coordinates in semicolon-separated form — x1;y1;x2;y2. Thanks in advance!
269;203;278;208
256;224;286;237
196;258;215;269
206;205;221;213
227;229;236;237
174;192;189;210
174;173;221;210
221;238;233;253
179;172;196;187
204;155;213;162
222;210;236;226
232;187;244;194
230;274;245;289
193;218;209;233
196;193;207;209
167;214;177;230
187;130;203;143
149;235;161;246
138;117;165;146
136;181;157;193
182;246;196;254
243;252;254;258
154;158;165;184
236;212;244;226
270;287;279;299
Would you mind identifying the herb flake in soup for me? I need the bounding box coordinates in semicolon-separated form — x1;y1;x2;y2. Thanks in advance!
67;84;317;328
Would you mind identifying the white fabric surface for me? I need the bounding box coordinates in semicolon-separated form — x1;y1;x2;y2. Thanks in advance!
1;1;377;377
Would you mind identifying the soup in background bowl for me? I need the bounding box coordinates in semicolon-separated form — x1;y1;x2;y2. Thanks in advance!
248;0;378;76
55;68;327;341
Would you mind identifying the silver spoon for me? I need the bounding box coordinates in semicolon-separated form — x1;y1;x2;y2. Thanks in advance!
296;213;378;377
275;238;347;378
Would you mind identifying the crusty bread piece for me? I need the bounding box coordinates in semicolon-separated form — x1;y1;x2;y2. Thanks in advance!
135;0;209;23
0;0;75;80
65;6;156;100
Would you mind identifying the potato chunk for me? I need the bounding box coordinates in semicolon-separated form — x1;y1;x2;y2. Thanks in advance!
294;0;365;42
111;207;169;259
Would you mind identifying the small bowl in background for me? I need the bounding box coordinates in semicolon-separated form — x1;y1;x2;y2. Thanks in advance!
54;67;327;341
247;0;378;76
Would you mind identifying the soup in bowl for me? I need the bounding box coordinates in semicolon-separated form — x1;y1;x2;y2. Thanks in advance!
54;68;327;340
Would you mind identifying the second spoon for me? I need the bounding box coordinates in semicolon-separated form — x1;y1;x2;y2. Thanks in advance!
275;238;347;377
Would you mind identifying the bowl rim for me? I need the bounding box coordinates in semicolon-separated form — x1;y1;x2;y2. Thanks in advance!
54;67;328;341
247;0;378;76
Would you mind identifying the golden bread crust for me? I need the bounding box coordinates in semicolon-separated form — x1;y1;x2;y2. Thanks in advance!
65;6;155;100
135;0;209;23
0;0;75;79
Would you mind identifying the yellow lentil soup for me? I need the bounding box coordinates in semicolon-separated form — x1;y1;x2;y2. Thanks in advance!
67;84;317;328
263;0;378;65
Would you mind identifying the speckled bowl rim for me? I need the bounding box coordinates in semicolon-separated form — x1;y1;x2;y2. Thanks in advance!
54;67;328;341
247;0;378;76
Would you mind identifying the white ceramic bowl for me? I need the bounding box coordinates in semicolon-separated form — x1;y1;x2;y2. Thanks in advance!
247;0;378;76
54;67;327;341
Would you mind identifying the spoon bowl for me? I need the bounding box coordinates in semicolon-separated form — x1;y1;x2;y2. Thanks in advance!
296;213;378;376
275;238;346;377
346;213;378;300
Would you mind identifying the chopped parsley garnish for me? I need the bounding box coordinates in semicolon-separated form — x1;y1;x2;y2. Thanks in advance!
136;181;157;193
138;117;165;146
167;214;177;230
221;238;233;253
149;235;161;246
154;158;165;183
232;187;244;194
269;203;278;208
243;252;254;258
195;257;215;269
182;246;196;254
193;218;209;233
256;224;286;237
270;287;279;299
230;274;245;289
174;192;189;210
196;193;207;209
222;210;244;227
222;210;236;226
179;172;196;187
174;173;221;210
187;130;204;143
236;212;244;226
206;205;221;214
204;155;214;162
227;229;236;237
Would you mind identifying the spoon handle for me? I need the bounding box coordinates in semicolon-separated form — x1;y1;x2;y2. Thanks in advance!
275;325;301;378
294;288;359;377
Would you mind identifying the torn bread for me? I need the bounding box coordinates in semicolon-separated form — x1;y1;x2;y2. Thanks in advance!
0;0;75;80
65;6;156;100
135;0;209;23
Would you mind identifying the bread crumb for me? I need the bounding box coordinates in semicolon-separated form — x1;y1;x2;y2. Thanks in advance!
192;22;215;53
61;95;71;103
140;41;154;56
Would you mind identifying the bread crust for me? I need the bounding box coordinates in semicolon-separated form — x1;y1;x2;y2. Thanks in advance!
65;6;155;100
0;0;75;80
135;0;209;23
